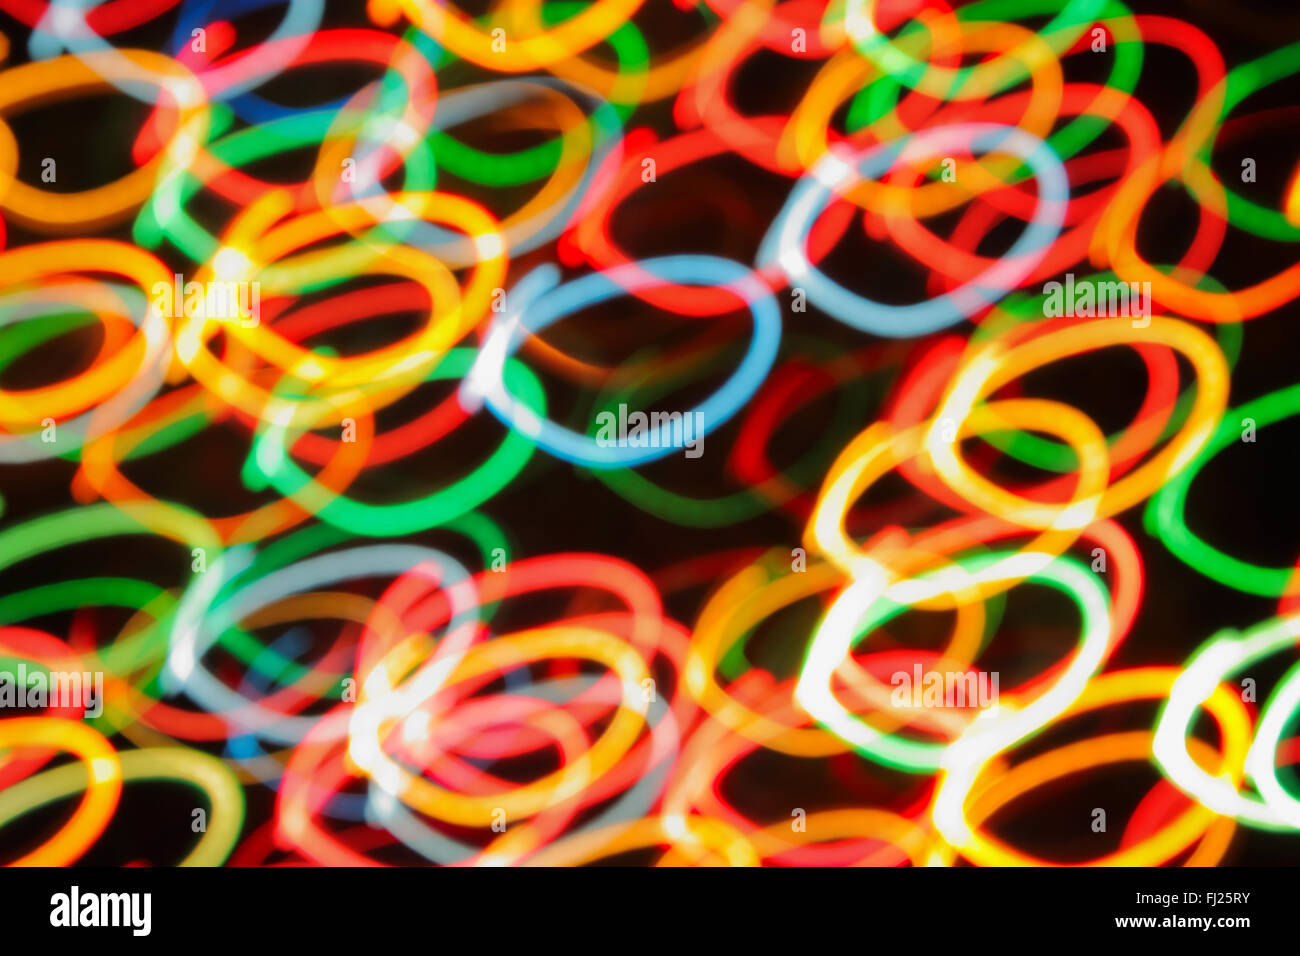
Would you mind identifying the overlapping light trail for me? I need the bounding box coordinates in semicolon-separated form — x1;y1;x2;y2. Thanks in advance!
0;0;1297;866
